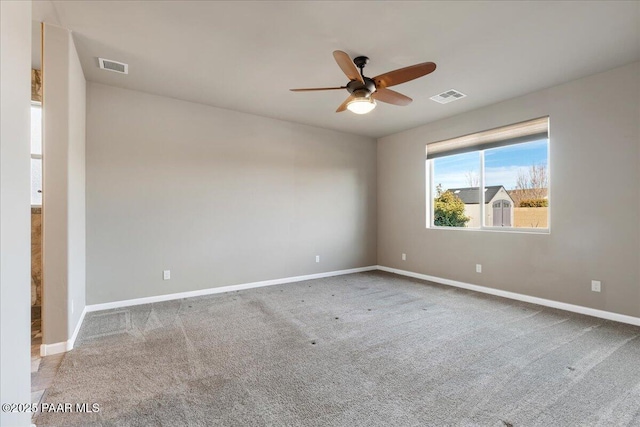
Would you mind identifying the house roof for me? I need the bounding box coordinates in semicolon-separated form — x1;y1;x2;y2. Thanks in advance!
446;186;507;205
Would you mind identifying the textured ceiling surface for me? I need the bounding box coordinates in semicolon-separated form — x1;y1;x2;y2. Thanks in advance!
34;1;640;138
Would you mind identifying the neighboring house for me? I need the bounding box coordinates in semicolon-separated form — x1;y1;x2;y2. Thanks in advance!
447;186;515;227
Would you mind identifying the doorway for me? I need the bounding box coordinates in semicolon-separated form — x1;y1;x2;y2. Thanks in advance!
30;21;43;375
30;100;43;355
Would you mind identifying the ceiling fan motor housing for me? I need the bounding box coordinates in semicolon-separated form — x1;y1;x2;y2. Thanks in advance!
353;56;370;68
346;78;376;98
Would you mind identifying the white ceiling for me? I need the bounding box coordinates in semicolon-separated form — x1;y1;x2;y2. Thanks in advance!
34;1;640;138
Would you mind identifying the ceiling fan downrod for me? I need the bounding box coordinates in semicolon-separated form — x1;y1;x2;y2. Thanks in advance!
353;56;370;78
348;56;376;98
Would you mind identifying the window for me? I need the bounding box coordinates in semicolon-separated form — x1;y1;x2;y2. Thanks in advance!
427;117;549;232
31;103;43;206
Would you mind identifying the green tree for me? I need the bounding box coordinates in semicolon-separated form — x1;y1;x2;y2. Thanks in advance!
434;184;470;227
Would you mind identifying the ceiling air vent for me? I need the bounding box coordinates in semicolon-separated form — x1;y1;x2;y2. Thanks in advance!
98;58;128;74
430;89;466;104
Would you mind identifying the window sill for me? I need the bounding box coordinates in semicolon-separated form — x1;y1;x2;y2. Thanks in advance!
427;225;549;235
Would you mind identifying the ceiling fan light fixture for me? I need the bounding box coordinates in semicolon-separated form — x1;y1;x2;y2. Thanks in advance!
347;97;376;114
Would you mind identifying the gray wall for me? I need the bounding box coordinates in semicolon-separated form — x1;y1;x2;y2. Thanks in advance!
378;61;640;317
43;23;69;344
42;23;86;344
86;83;377;304
67;30;86;339
0;1;32;425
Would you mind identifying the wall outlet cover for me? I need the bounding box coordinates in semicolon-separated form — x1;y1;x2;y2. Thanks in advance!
163;270;171;280
591;280;601;292
476;264;482;273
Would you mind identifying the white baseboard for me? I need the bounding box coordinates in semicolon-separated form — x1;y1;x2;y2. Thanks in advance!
68;305;87;350
40;305;88;356
40;341;69;357
86;265;379;313
378;265;640;327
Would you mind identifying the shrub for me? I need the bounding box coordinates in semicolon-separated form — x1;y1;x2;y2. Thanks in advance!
434;186;470;227
519;198;548;207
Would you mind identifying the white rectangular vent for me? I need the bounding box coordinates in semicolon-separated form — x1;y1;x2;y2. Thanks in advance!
98;58;128;74
430;89;466;104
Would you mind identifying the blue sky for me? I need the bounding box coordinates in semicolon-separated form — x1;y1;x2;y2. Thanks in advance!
432;139;548;191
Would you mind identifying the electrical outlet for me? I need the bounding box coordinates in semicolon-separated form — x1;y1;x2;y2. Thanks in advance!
163;270;171;280
476;264;482;273
71;299;74;315
591;280;601;292
402;253;407;261
315;255;320;263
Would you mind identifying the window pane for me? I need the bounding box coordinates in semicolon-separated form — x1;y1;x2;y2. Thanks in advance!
483;139;549;228
31;158;42;206
31;105;42;155
432;151;480;228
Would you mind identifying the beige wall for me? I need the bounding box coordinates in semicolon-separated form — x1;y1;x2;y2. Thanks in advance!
464;204;481;228
42;24;86;344
86;83;377;304
0;1;32;424
378;62;640;317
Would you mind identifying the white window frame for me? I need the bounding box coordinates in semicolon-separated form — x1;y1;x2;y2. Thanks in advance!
426;131;550;235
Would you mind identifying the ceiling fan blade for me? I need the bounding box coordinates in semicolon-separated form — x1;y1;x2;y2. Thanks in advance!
290;86;346;92
373;62;436;88
336;95;355;113
333;50;364;84
372;87;413;106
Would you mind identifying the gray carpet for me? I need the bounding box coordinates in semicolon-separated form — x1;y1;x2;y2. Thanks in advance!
36;271;640;426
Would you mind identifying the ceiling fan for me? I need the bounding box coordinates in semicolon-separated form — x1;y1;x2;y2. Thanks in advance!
290;50;436;114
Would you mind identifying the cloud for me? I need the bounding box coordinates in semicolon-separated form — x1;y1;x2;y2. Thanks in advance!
432;172;475;191
484;165;530;190
432;165;531;191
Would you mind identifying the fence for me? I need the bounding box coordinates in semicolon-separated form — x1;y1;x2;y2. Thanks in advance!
513;207;548;228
